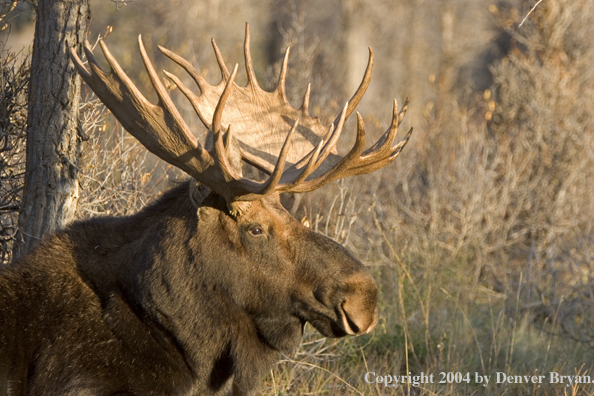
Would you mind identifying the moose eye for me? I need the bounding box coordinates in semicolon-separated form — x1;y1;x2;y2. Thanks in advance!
249;227;264;236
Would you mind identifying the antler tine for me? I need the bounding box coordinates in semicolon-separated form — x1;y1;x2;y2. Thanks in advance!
96;40;152;111
300;83;311;115
75;41;97;77
225;118;300;202
283;112;367;192
321;112;368;179
213;63;238;135
370;97;408;156
159;45;209;92
276;46;290;100
212;64;242;180
239;149;275;175
291;140;324;185
349;101;411;171
291;121;334;169
212;38;230;80
350;134;411;173
259;118;298;194
360;99;400;157
162;69;203;118
283;113;364;191
390;127;413;160
362;99;404;157
342;48;374;121
315;102;349;167
223;124;233;152
138;36;184;123
336;112;367;170
244;23;259;89
396;97;409;126
72;51;92;79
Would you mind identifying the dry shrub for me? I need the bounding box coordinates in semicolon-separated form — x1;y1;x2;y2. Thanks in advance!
488;0;594;342
75;92;170;220
0;1;28;264
350;0;594;359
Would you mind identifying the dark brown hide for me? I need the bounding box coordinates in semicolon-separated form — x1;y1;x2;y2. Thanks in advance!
0;182;377;396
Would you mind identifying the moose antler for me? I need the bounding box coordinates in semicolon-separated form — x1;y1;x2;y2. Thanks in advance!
70;24;412;212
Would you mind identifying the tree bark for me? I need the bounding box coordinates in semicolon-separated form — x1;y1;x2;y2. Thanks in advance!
14;0;90;258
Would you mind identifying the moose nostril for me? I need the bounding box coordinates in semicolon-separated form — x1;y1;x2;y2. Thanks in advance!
342;301;361;334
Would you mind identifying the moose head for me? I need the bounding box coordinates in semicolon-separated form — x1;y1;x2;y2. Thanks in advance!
0;24;411;396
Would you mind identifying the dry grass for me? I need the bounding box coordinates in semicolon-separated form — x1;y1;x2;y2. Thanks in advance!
0;2;28;264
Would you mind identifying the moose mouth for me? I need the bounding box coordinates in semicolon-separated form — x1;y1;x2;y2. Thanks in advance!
340;301;361;335
296;298;378;338
293;270;379;338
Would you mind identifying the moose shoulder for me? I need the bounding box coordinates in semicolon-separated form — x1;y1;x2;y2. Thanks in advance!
0;24;412;396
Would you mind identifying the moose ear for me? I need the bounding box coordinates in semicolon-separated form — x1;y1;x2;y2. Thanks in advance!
196;195;222;223
193;185;238;221
190;181;211;215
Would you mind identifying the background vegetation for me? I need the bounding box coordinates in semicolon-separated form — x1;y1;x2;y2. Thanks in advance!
2;0;594;394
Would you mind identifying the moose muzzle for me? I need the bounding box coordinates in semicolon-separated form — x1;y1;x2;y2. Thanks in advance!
338;272;379;335
305;268;379;338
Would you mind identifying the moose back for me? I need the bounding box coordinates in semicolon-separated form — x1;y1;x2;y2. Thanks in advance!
0;25;412;396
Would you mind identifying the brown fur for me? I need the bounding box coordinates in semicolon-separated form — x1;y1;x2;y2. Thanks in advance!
0;182;377;396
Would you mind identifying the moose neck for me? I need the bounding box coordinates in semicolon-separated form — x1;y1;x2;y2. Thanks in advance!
70;181;284;393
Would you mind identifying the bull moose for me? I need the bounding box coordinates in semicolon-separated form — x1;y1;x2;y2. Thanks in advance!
0;24;412;395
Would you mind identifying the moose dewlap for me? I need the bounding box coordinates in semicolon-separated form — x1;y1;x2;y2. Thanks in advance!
0;24;412;396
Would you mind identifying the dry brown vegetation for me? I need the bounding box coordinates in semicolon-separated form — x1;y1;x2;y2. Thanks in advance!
2;0;594;394
0;0;27;264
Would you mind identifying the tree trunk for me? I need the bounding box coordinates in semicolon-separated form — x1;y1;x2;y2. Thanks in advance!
14;0;90;259
342;0;369;97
